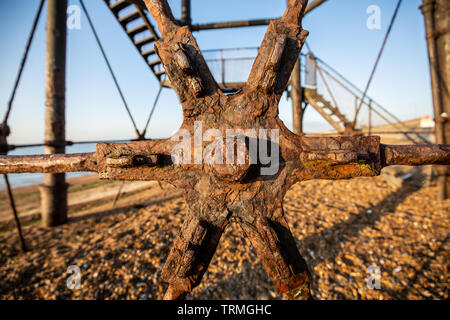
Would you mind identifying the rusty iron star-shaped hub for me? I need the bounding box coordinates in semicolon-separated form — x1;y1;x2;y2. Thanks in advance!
0;0;449;300
102;0;316;300
94;0;449;299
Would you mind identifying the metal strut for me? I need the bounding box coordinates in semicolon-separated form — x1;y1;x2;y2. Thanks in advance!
353;0;403;127
79;0;141;137
141;86;163;138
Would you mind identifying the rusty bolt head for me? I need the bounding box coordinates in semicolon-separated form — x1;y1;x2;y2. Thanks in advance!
210;138;251;182
211;162;251;182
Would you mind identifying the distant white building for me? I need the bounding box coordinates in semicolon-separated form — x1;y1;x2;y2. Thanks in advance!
420;115;434;128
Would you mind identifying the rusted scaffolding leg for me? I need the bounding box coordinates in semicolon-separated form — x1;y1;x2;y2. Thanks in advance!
40;0;68;227
421;0;450;200
291;56;304;134
288;0;305;135
181;0;191;26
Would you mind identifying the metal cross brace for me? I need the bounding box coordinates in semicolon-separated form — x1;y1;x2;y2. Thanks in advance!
0;0;449;299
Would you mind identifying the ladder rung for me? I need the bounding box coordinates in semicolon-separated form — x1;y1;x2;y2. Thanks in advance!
119;11;141;26
105;0;163;83
148;60;162;68
109;0;131;14
127;24;147;38
134;36;156;47
141;49;156;58
155;70;166;78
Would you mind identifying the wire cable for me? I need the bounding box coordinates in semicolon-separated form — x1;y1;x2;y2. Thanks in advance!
3;0;45;124
79;0;140;136
352;0;403;128
141;86;163;138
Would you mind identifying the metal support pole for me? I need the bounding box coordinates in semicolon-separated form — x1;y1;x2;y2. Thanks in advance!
40;0;68;226
181;0;191;26
421;0;450;199
220;49;225;86
291;56;304;134
287;0;304;135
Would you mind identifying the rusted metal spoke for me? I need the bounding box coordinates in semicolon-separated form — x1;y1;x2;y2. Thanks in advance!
144;0;220;115
162;196;229;300
239;212;311;300
245;2;309;94
382;144;450;167
0;153;97;174
294;136;382;182
154;28;220;104
1;142;447;178
143;0;179;36
96;139;188;184
283;0;309;26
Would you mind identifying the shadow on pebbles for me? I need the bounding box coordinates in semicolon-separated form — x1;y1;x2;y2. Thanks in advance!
0;166;448;300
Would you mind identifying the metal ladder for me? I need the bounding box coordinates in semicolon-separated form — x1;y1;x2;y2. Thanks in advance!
304;88;352;133
103;0;167;83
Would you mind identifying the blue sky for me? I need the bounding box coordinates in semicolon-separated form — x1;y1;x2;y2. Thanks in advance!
0;0;433;144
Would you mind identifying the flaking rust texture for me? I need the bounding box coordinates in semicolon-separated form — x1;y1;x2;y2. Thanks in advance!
0;0;448;300
0;0;447;301
95;0;390;300
87;0;450;300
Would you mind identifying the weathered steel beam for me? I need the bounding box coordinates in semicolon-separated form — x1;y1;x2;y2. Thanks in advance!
382;144;450;167
190;0;328;31
1;143;448;175
0;153;97;174
191;18;274;31
305;131;434;136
